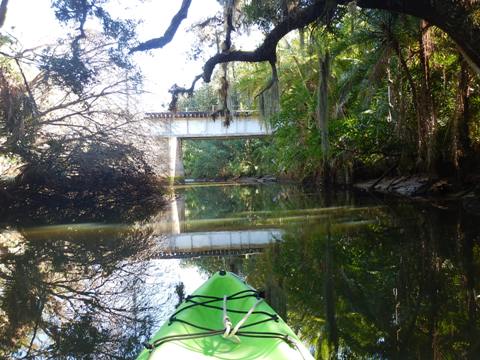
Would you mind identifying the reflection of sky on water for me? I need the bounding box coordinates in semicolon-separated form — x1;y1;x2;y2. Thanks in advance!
142;259;207;317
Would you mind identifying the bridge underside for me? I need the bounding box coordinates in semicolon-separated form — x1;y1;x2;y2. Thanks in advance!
147;113;271;182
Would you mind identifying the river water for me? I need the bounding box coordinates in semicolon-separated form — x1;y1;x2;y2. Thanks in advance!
0;183;479;358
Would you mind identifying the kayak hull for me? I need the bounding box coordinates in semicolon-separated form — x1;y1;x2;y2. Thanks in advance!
137;271;313;359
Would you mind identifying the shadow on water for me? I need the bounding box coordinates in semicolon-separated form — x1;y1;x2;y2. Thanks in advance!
0;183;479;359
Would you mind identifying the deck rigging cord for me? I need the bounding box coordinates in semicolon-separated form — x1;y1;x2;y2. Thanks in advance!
143;287;308;358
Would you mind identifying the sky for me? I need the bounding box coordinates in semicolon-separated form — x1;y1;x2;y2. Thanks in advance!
2;0;231;111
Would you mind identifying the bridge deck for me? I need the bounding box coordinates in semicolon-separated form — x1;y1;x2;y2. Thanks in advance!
147;112;271;138
146;110;256;119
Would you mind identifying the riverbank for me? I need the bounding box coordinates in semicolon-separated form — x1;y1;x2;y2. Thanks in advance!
181;174;478;202
354;175;480;213
355;175;476;197
183;175;280;185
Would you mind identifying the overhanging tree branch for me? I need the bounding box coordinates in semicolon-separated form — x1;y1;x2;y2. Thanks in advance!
0;0;9;28
130;0;192;53
354;0;480;75
130;0;480;112
202;0;333;82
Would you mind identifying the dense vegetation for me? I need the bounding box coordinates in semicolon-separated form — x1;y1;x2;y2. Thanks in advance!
0;8;163;220
180;9;480;185
182;138;272;179
2;0;480;186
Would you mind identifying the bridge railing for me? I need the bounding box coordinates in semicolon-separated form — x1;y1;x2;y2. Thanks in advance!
145;110;258;119
146;110;270;138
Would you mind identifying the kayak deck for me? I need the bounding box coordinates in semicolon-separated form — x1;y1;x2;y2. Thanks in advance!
136;271;313;359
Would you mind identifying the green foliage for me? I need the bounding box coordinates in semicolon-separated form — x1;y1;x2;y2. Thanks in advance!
242;0;285;32
180;7;479;181
177;83;218;111
40;51;97;94
232;9;480;181
183;138;274;178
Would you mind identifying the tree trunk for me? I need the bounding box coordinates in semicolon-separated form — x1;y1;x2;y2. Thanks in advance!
417;20;438;174
356;0;480;75
316;50;330;183
452;60;472;180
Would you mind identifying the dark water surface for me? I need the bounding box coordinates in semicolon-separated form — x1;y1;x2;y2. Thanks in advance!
1;183;479;359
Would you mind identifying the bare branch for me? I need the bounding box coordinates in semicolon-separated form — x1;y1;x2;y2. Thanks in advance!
0;0;8;28
168;74;202;111
14;58;40;117
39;80;126;117
130;0;192;53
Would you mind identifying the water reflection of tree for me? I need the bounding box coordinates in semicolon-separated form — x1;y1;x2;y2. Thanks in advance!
188;202;480;358
259;204;480;358
182;184;356;221
0;225;163;359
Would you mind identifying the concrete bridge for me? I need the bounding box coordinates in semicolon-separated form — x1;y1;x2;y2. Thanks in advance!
145;111;271;181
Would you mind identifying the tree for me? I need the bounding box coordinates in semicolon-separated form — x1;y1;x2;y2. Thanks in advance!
1;32;140;153
8;0;474;182
41;1;479;116
0;0;141;162
128;0;480;88
0;3;170;213
123;0;479;181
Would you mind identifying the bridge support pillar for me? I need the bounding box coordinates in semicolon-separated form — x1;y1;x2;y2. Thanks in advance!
168;136;185;183
170;196;185;234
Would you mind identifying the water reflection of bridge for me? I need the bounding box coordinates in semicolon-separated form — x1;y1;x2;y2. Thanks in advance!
158;229;282;259
154;197;282;259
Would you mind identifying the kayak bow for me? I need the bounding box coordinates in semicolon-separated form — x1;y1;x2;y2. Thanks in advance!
137;271;313;359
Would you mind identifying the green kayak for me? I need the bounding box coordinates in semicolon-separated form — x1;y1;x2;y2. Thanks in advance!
137;271;313;359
